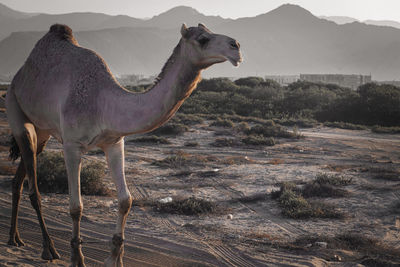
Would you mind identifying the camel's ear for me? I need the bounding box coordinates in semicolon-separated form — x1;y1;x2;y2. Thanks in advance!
198;23;207;29
181;23;188;39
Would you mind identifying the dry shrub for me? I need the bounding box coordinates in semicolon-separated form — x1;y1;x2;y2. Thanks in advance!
241;135;275;146
150;123;188;136
272;182;343;219
128;135;170;144
301;173;351;198
371;125;400;134
245;123;299;139
235;121;250;132
153;197;218;216
184;141;199;147
314;173;352;186
324;121;367;130
211;138;239;147
37;151;110;196
87;149;105;155
172;113;204;125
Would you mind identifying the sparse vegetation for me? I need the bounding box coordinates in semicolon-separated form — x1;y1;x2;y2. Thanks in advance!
150;123;188;136
87;148;105;155
301;181;348;198
371;125;400;134
127;135;171;144
323;121;367;130
245;123;298;139
313;173;353;186
294;232;400;265
153;197;218;216
234;121;250;132
241;135;275;146
211;138;238;147
37;151;110;195
171;113;204;125
210;118;235;128
184;141;199;147
271;182;343;219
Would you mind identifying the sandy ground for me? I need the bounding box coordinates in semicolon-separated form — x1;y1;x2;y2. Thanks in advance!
0;108;399;267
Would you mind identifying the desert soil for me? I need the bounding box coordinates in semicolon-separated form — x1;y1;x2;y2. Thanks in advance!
0;108;399;267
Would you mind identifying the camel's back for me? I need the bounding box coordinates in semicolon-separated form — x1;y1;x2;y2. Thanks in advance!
10;24;117;130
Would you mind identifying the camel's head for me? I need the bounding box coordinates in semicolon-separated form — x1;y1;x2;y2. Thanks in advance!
180;23;242;68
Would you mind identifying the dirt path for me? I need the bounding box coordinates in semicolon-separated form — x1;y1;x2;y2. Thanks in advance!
301;127;400;143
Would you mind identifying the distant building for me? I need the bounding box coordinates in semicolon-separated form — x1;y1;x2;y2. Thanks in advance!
300;74;372;90
265;75;300;86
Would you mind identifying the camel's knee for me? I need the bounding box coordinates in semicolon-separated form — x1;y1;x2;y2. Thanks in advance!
118;195;132;215
70;204;83;221
112;234;124;247
29;192;41;210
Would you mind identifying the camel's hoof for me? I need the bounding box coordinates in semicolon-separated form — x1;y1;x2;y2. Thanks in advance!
15;235;25;246
70;238;85;267
7;237;25;247
41;245;61;260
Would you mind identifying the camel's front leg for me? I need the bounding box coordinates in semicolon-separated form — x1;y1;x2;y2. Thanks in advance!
104;139;132;267
64;143;86;267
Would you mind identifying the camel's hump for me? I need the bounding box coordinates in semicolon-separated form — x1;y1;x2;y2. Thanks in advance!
49;24;74;41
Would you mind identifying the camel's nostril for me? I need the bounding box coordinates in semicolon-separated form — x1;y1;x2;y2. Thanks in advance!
230;40;239;49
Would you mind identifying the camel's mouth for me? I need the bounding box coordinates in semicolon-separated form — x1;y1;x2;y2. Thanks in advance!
226;55;243;67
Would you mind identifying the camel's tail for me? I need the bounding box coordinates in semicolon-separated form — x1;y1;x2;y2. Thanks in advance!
9;135;20;162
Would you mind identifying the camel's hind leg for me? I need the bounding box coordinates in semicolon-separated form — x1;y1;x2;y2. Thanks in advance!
14;128;60;260
6;90;60;260
8;158;26;247
8;135;50;247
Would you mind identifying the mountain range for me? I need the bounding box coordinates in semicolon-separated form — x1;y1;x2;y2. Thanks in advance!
0;3;399;80
320;15;400;29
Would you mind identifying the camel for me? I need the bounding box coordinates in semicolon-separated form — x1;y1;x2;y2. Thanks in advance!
5;23;242;266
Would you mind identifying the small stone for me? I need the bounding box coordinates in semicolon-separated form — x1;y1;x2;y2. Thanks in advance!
395;216;400;229
304;243;312;248
227;214;233;220
314;241;328;248
330;255;342;262
159;197;173;204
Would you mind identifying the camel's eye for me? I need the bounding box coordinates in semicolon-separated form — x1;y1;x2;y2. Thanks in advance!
198;37;210;47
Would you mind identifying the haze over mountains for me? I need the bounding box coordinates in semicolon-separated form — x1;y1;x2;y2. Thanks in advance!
0;3;400;80
320;15;400;29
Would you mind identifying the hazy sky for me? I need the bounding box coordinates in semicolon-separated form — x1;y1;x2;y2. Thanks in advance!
1;0;400;22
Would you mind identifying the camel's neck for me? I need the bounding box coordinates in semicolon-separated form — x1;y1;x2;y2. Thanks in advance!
103;41;201;135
